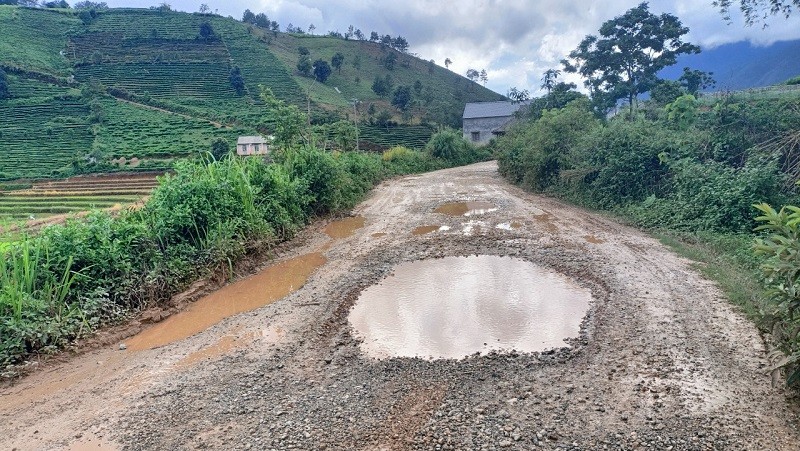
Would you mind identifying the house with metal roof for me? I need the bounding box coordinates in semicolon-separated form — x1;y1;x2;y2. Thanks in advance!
236;136;269;156
462;101;529;145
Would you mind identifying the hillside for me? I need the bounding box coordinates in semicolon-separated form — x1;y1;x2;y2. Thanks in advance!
660;39;800;90
0;6;503;181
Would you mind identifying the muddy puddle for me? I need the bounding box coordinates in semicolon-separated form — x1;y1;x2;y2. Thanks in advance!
584;235;605;244
349;255;592;359
324;216;365;239
126;252;326;351
412;225;442;235
435;201;496;217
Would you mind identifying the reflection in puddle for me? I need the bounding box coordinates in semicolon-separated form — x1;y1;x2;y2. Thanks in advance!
496;222;523;231
584;235;605;244
126;252;326;351
349;255;592;359
435;202;496;217
324;216;366;239
412;225;440;235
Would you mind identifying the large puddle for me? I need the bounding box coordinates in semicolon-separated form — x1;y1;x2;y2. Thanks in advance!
348;255;592;359
435;201;496;216
126;252;326;351
324;216;365;239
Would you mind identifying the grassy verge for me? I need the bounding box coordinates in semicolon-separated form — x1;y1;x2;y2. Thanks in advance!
653;231;765;321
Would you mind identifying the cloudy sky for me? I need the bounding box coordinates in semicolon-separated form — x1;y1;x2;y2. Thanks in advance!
101;0;800;95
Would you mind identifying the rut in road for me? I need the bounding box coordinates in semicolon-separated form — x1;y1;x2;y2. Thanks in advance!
1;161;798;450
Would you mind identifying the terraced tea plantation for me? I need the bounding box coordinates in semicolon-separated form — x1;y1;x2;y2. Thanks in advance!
0;173;160;221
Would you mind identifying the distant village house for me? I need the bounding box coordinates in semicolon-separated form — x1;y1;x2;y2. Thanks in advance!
462;101;529;146
236;136;270;156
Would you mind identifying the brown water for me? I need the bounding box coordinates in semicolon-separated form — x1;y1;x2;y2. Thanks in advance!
435;201;496;216
348;255;592;359
126;252;326;351
584;235;605;244
412;225;441;235
324;216;366;239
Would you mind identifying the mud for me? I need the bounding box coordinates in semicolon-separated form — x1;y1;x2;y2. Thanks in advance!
1;162;798;451
434;201;496;216
411;225;440;235
324;215;365;239
125;252;326;351
348;255;592;359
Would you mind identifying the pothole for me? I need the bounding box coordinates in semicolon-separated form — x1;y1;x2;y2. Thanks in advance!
324;216;365;239
125;252;326;351
348;255;592;360
435;201;496;216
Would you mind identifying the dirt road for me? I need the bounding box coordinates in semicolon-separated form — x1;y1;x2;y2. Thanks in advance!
2;162;799;450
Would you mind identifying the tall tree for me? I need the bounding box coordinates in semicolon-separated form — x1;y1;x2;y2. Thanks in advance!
308;23;316;34
254;12;269;28
0;68;9;100
297;55;312;76
479;69;488;86
466;69;480;82
198;3;210;14
242;9;255;24
391;85;412;111
369;31;380;42
313;59;332;83
198;21;215;41
714;0;799;24
229;66;245;96
562;2;699;115
507;87;530;103
331;52;344;73
541;69;561;95
444;58;452;69
679;67;715;95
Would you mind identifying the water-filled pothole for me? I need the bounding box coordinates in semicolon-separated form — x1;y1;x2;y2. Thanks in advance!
324;216;365;239
126;252;326;351
348;255;592;359
435;201;496;216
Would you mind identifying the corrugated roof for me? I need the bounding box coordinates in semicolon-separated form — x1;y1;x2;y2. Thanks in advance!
237;136;267;145
462;101;528;119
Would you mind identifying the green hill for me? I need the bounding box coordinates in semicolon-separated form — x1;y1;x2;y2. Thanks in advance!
0;6;503;181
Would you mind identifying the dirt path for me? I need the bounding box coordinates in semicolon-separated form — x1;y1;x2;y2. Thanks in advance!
2;162;799;450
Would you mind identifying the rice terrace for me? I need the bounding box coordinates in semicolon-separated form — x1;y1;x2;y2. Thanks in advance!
2;1;800;450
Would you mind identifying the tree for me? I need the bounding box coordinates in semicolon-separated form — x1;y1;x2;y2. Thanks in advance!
466;69;480;82
714;0;800;25
210;138;230;160
480;69;488;86
354;29;365;40
380;34;392;46
352;55;361;70
650;79;683;104
369;31;380;42
541;69;561;95
413;80;423;95
298;46;310;56
0;68;9;100
507;87;530;103
308;23;315;35
444;58;452;69
391;85;412;111
199;22;215;41
562;2;699;115
679;67;715;96
427;59;435;74
393;36;409;53
74;1;108;8
383;52;397;70
198;3;209;14
254;13;269;29
331;52;344;73
313;59;332;82
371;75;393;97
242;9;255;23
229;66;245;96
297;56;312;76
44;0;69;7
345;25;355;40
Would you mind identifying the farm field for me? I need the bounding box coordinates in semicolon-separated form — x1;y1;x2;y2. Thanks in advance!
0;172;160;224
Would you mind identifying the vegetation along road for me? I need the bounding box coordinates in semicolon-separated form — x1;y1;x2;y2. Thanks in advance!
1;161;798;450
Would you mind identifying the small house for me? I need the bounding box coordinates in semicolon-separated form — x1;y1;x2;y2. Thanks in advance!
462;101;529;145
236;136;269;156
